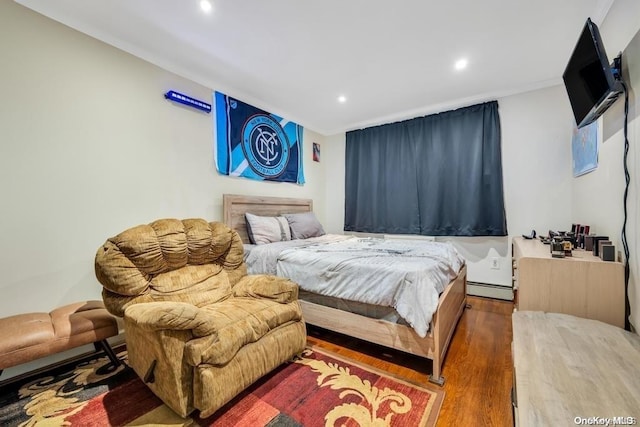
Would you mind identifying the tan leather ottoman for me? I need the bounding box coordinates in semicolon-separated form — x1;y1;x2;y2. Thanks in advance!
0;300;120;376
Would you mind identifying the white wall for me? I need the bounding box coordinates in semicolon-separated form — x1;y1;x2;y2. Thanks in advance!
500;87;575;239
0;0;327;379
573;0;640;329
323;133;346;234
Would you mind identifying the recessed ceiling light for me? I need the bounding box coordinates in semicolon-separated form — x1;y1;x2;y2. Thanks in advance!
454;58;468;71
337;95;347;103
200;0;213;13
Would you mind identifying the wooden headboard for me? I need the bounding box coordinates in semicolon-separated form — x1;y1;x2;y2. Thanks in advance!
223;194;313;243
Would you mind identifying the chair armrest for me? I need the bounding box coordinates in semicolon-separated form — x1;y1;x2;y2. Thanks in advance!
124;302;217;337
233;275;299;303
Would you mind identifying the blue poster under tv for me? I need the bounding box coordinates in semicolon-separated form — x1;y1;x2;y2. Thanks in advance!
214;91;304;184
572;120;599;177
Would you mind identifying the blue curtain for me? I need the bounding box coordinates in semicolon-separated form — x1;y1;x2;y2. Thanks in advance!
345;101;507;236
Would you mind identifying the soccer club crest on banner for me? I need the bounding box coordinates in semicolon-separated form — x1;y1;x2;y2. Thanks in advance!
214;91;305;184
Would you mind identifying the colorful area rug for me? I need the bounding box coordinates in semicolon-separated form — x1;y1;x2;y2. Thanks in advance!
0;347;443;426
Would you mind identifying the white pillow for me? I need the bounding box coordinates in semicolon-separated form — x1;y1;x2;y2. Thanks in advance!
245;213;291;245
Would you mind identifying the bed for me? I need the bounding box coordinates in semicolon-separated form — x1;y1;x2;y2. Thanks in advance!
223;194;467;385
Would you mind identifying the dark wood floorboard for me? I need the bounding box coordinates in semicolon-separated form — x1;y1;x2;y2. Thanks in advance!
306;295;514;427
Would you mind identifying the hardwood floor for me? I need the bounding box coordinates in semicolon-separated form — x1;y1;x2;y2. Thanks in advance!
306;295;514;427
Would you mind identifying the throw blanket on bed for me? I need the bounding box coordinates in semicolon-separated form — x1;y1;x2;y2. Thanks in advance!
245;236;464;337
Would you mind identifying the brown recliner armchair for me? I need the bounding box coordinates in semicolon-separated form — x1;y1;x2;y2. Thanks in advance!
94;219;306;418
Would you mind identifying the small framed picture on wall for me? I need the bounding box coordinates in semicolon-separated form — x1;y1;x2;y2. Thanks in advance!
313;142;320;162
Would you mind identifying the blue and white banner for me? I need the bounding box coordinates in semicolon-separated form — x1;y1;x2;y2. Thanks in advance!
214;91;304;184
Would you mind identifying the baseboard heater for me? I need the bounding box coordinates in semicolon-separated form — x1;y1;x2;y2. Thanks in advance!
467;281;513;301
383;234;435;241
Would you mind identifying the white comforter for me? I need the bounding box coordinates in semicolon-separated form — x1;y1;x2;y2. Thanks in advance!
244;235;464;337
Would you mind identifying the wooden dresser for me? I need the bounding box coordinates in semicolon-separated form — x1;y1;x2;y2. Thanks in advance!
512;236;624;328
512;311;640;426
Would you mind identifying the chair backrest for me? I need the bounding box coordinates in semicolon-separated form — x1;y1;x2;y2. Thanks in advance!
95;219;247;317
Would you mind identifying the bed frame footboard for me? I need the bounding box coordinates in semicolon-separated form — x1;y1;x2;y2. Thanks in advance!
429;265;467;384
299;265;467;385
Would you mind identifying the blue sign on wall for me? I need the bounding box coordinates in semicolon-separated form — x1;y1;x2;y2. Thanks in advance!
164;90;212;113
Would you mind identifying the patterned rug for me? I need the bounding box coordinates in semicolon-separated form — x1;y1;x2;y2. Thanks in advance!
0;347;443;426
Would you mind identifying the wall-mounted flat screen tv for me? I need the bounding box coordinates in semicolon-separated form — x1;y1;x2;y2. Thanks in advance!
562;18;622;128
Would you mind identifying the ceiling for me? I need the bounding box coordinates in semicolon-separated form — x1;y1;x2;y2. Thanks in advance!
16;0;614;135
